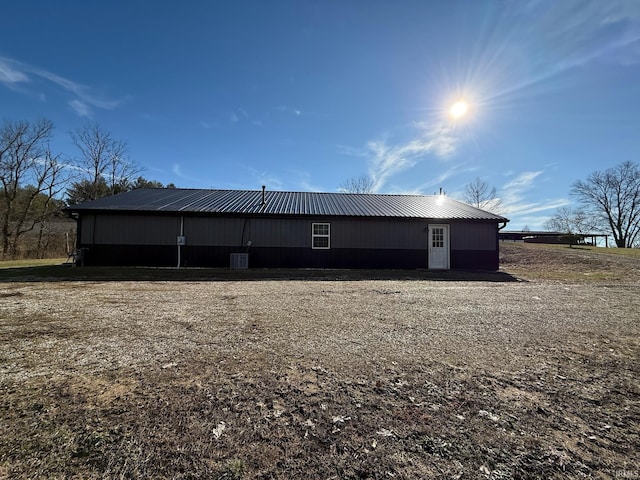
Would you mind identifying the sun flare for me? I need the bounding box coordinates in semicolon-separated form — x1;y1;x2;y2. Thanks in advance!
449;100;469;119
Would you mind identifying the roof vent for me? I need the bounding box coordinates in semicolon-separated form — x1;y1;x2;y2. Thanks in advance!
261;185;266;207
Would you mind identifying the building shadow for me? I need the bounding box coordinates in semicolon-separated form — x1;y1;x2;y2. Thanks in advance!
0;264;523;283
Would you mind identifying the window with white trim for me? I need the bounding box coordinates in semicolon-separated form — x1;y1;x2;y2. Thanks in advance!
312;223;330;249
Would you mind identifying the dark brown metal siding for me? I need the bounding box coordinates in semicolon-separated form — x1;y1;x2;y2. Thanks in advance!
80;214;96;244
331;218;426;249
78;213;501;269
91;214;179;245
84;214;497;251
185;217;245;246
185;217;428;250
231;217;427;250
450;222;497;250
244;218;309;248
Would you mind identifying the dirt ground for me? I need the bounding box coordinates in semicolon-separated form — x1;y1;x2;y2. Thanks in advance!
0;243;638;479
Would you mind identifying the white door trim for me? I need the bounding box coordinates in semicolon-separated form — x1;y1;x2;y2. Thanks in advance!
428;224;450;270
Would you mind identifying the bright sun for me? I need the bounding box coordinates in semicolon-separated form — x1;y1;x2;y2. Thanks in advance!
449;100;469;119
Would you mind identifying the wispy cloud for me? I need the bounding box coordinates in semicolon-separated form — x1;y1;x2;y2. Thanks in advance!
415;163;480;194
0;59;28;84
0;55;125;117
486;0;640;104
500;170;569;218
286;169;324;192
503;171;543;193
339;121;460;192
69;99;91;118
225;107;265;127
170;163;212;187
172;164;185;179
521;0;640;69
335;145;368;158
206;105;301;130
469;1;640;108
276;105;302;116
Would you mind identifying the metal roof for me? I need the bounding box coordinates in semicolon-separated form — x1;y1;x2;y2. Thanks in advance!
68;188;508;221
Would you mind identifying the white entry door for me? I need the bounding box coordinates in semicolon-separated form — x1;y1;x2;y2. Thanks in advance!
428;224;450;269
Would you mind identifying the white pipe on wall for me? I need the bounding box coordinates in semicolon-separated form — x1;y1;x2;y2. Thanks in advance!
177;215;184;268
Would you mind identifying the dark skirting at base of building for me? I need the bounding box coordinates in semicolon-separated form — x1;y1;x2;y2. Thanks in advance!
78;244;499;271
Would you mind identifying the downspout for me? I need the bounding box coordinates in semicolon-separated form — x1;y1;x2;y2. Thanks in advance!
240;217;248;247
177;215;184;269
496;220;510;270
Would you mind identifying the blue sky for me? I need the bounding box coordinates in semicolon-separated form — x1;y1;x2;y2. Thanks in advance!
1;0;639;229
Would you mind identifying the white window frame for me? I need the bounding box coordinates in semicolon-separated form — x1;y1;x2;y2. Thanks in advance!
312;223;331;249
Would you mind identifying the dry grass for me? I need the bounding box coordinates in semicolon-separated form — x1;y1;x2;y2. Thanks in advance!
0;243;639;479
0;257;67;269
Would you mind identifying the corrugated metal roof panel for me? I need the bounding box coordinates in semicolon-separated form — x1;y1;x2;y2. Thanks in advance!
68;188;508;221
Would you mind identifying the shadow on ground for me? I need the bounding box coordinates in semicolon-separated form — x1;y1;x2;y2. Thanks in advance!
0;264;522;283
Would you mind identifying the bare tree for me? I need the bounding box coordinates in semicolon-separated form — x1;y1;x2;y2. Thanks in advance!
71;123;139;200
0;119;68;259
571;161;640;248
340;174;375;194
545;207;599;234
462;177;503;213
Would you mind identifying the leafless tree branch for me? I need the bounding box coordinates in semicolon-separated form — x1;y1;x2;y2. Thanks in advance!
340;174;375;194
462;177;503;214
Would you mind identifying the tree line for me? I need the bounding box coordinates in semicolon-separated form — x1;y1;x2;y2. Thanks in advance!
0;118;173;260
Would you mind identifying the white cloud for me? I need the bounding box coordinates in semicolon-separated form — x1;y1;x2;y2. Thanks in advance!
0;58;29;84
172;164;185;178
499;170;570;221
287;170;323;192
69;99;91;118
505;198;570;216
501;171;543;210
503;171;543;192
518;0;640;69
229;108;254;124
339;121;461;192
415;163;480;193
0;55;124;117
276;105;303;116
336;145;369;157
413;121;458;157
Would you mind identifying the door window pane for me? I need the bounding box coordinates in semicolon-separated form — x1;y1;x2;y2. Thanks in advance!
432;228;444;248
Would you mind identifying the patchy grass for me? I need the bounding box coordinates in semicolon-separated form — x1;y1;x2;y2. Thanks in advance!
500;242;640;284
0;244;639;479
512;242;640;259
0;257;67;269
